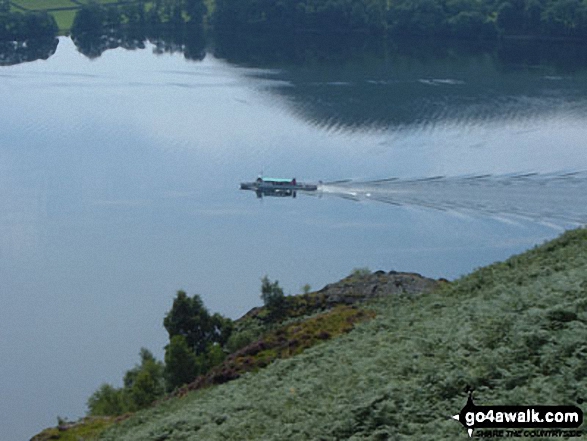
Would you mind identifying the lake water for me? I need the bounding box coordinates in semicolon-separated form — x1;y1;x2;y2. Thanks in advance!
2;36;587;440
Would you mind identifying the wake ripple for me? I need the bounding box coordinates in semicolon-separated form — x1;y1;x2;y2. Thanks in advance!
321;171;587;225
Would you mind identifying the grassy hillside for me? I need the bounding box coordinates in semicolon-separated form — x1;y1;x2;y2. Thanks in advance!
88;228;586;440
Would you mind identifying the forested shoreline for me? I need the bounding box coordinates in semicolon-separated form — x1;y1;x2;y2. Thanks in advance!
213;0;587;40
2;0;587;47
1;0;587;64
68;0;206;58
0;0;58;40
0;0;58;64
65;0;587;41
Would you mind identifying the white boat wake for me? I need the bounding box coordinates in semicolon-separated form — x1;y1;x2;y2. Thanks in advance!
319;171;587;226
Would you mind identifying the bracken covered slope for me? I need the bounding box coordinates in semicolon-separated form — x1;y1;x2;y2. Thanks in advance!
98;228;587;440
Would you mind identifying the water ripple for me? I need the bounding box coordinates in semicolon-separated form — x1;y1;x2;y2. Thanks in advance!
321;171;587;225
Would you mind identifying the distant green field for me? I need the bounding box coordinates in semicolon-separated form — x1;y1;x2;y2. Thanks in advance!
52;9;76;32
9;0;147;32
11;0;78;11
76;0;126;4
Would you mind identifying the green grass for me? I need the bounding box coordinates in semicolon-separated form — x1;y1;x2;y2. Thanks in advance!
31;417;117;441
95;228;587;440
8;0;149;32
51;9;76;31
11;0;78;10
75;0;128;4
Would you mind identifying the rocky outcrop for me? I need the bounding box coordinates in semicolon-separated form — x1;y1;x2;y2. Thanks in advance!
318;270;443;306
240;270;443;323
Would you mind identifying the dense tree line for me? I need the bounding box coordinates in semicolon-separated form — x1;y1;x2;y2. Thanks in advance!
0;0;58;65
70;0;206;59
498;0;587;38
212;0;587;40
0;36;58;66
0;0;58;42
4;0;585;64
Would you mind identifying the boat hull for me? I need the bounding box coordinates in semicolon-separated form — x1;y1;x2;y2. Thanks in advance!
240;182;318;192
241;181;318;191
240;178;319;198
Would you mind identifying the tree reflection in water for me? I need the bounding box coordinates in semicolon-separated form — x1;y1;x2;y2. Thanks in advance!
0;37;58;66
69;2;206;61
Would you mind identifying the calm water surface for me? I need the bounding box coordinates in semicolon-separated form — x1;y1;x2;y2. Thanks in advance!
1;36;587;439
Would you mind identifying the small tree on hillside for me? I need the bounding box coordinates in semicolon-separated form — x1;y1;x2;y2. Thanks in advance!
123;348;165;411
87;348;165;416
261;276;286;320
129;365;164;410
163;291;233;355
164;335;199;391
163;291;233;389
123;348;163;388
87;383;126;416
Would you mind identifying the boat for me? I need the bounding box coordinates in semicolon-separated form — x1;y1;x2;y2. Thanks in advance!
240;176;319;198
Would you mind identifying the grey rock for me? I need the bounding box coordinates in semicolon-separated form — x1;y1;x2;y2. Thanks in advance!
318;271;441;306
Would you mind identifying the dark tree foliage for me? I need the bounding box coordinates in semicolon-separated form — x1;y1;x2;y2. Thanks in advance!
71;1;144;58
212;0;587;40
523;0;543;34
448;11;498;39
123;349;161;388
213;0;388;33
162;292;232;391
0;37;58;66
0;8;57;42
71;2;106;37
260;276;286;320
123;348;165;411
260;276;284;308
87;348;165;416
164;291;233;355
70;0;206;59
0;4;58;65
387;0;448;37
87;292;233;415
164;335;199;391
496;0;525;34
128;365;165;409
87;384;126;416
541;0;587;38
